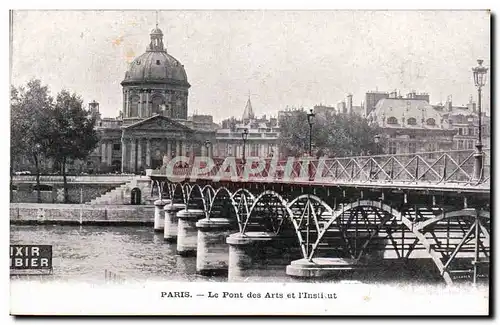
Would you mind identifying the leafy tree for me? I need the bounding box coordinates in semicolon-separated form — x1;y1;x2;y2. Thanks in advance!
278;110;384;158
45;90;99;202
10;79;53;202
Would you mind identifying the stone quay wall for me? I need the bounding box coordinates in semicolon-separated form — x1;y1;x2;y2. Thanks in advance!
10;203;154;226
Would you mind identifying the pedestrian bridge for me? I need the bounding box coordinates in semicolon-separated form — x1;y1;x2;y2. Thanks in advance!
149;149;490;285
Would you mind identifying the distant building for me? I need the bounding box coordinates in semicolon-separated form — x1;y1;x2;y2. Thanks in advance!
365;90;429;117
314;94;363;116
435;96;491;150
367;91;456;155
214;97;280;159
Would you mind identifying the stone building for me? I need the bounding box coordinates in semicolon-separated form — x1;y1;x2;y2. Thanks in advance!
91;25;217;173
434;96;491;151
366;91;456;155
214;97;280;159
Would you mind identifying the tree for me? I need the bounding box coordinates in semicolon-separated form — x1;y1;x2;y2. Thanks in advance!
278;110;383;158
10;79;53;202
45;90;99;203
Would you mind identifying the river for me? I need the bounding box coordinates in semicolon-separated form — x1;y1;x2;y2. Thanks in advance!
9;224;489;287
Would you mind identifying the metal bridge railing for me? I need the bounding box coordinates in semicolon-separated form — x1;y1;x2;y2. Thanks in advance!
150;149;490;187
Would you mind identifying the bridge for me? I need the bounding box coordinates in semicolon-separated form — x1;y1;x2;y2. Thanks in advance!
149;149;490;285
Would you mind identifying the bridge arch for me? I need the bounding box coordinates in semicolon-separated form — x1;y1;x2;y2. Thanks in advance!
207;187;242;230
185;184;207;212
169;182;186;204
311;199;458;284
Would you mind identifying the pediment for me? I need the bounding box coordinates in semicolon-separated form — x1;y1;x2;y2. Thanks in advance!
123;115;193;132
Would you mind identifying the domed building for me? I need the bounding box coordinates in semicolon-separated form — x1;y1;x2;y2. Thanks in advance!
121;26;190;121
90;25;217;174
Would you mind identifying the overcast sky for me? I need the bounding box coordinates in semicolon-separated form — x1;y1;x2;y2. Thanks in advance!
10;10;490;122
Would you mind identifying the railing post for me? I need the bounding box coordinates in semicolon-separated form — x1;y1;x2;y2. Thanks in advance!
442;154;447;182
415;157;419;181
369;159;373;181
390;157;394;181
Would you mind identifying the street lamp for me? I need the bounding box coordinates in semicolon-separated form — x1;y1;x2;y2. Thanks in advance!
472;59;488;181
307;109;315;156
204;139;211;157
374;134;381;155
242;128;249;165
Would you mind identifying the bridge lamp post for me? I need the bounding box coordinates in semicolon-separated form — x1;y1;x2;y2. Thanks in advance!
374;134;381;155
204;139;211;158
307;109;315;182
242;128;249;166
472;59;488;182
306;109;315;156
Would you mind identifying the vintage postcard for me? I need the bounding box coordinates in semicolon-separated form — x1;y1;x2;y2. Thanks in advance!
9;9;490;316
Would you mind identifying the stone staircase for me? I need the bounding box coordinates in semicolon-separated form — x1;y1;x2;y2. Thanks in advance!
86;176;155;205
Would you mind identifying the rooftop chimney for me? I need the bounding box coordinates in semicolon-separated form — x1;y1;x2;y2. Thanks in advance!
347;94;353;114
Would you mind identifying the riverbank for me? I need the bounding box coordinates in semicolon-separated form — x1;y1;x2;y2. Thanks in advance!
10;203;154;226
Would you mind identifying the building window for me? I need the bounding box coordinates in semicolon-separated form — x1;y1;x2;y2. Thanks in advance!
409;135;416;139
467;140;474;149
468;128;474;136
387;116;398;125
113;143;121;151
156;60;161;65
407;117;417;125
136;60;141;65
388;141;397;154
458;140;464;149
426;118;436;126
409;142;417;154
458;128;463;136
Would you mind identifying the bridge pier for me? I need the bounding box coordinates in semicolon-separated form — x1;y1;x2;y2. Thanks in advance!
286;258;362;278
196;218;235;275
226;232;277;281
163;203;186;242
153;199;170;232
176;209;205;256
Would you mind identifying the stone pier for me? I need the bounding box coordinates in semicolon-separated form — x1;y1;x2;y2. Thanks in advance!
286;258;362;278
226;232;276;281
196;218;235;275
176;209;206;256
153;199;170;232
163;203;186;242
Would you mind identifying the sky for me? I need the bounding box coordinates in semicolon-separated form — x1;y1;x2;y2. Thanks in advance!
10;10;490;122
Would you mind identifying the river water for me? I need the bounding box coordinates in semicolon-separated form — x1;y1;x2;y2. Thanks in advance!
9;225;488;287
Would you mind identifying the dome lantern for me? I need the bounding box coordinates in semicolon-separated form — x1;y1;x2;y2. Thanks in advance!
148;25;165;52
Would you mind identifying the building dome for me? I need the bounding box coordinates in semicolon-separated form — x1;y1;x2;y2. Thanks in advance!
122;51;189;86
121;26;190;87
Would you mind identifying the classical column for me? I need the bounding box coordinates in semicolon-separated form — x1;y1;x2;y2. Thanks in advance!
201;144;207;157
232;143;237;157
209;143;213;158
180;141;185;157
190;142;195;161
123;91;126;117
101;142;106;163
176;141;181;157
167;140;172;158
121;138;127;173
138;90;144;118
146;91;151;117
107;141;113;166
126;91;131;118
137;139;143;170
130;138;136;173
146;138;151;168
